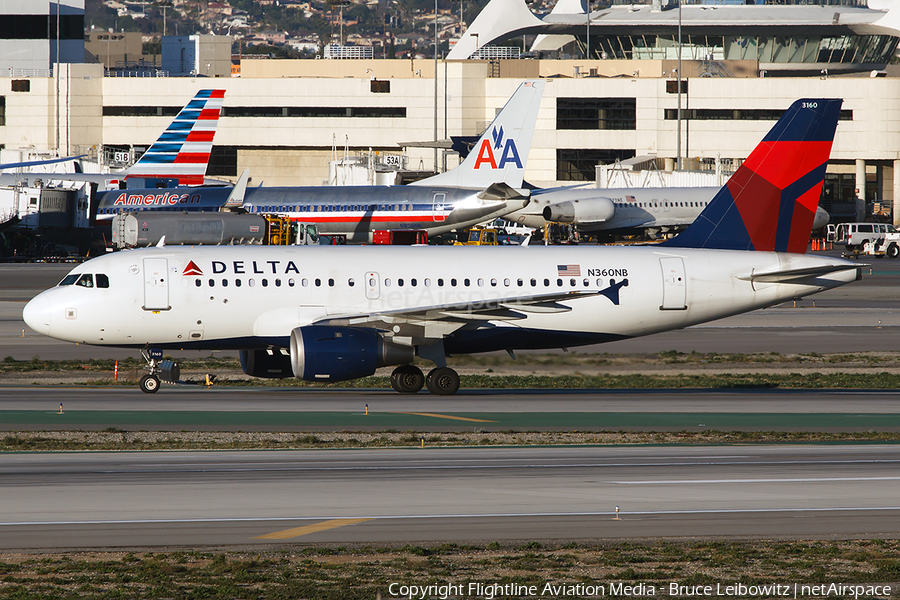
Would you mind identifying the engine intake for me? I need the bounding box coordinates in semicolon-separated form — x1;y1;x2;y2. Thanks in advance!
290;326;414;382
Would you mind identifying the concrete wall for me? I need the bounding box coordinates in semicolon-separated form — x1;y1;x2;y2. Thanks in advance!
1;62;899;198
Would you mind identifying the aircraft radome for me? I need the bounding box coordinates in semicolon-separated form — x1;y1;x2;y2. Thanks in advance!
24;99;862;395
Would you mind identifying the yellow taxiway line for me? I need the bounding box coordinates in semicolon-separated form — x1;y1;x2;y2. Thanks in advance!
398;412;496;423
254;518;372;540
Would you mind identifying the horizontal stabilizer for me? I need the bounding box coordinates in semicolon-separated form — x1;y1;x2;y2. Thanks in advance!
477;182;529;202
738;263;862;284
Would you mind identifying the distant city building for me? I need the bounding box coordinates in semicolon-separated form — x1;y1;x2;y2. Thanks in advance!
85;31;143;70
472;46;521;59
324;44;375;59
161;35;232;77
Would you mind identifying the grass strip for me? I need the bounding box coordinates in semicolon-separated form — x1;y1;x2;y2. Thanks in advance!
3;430;900;452
5;350;900;373
0;540;898;599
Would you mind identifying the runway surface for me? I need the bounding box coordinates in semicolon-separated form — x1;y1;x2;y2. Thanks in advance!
2;386;900;431
1;444;898;549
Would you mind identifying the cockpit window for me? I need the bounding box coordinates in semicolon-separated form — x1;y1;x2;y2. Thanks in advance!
96;274;110;288
59;274;80;286
75;274;94;288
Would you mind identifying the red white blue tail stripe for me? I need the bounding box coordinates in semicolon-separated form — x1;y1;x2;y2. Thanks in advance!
664;99;842;254
125;89;225;186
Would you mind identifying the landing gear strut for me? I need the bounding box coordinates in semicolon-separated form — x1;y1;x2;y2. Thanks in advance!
139;347;163;394
139;347;179;393
390;364;425;393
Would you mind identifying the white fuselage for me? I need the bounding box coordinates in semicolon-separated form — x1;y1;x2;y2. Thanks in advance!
24;245;859;354
508;187;829;234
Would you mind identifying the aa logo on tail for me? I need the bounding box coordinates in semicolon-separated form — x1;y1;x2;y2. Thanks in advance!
473;126;522;170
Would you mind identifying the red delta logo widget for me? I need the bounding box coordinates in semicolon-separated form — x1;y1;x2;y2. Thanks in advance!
182;260;204;276
473;126;523;170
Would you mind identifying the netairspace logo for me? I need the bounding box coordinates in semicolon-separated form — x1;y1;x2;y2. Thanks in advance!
386;581;893;599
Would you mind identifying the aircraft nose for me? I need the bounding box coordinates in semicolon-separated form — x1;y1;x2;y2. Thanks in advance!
23;294;51;336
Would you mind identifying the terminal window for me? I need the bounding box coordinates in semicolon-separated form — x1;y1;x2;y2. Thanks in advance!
665;108;853;121
557;149;635;181
208;146;237;178
557;98;636;130
222;106;406;118
103;106;181;117
0;97;4;127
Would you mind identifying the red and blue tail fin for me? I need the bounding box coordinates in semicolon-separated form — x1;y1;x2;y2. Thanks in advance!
662;99;842;253
125;89;225;186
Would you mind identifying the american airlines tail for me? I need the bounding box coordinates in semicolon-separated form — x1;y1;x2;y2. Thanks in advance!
664;98;842;254
124;89;226;186
411;80;545;190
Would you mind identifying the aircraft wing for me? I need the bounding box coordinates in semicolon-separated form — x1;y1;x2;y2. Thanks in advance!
313;286;623;345
0;155;86;170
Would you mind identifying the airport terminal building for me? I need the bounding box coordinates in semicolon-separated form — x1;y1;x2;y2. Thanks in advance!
1;0;899;224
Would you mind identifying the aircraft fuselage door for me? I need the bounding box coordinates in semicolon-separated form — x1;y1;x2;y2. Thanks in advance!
659;257;687;311
365;271;380;300
143;257;170;311
432;193;446;222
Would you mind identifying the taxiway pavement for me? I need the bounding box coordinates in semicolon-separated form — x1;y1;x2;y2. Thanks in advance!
1;444;897;549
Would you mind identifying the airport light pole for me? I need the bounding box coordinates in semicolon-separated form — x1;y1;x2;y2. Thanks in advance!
434;0;439;172
586;0;590;60
676;0;682;170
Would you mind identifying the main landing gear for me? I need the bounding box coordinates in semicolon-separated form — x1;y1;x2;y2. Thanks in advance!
390;365;460;395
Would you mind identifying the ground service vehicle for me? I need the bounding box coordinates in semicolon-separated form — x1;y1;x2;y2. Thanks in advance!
111;212;318;248
455;227;502;245
833;222;895;250
373;230;428;245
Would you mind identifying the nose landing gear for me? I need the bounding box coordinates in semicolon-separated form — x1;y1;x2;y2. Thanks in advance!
139;347;179;393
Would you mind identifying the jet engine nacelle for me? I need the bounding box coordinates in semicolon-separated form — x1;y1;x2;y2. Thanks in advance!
542;197;615;224
240;348;293;378
290;325;415;382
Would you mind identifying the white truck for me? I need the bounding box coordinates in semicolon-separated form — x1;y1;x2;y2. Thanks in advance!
833;222;895;252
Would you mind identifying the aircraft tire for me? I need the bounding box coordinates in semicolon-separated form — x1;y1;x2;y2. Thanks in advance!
139;374;161;394
426;367;460;396
391;365;425;394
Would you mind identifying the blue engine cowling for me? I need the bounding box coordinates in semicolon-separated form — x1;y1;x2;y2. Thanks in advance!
239;348;293;378
290;326;414;382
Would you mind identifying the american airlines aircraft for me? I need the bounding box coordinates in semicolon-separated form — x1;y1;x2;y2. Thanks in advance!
24;99;860;396
94;81;546;242
0;89;225;189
